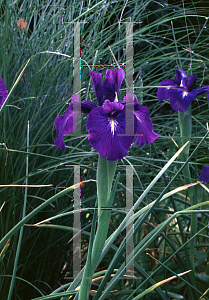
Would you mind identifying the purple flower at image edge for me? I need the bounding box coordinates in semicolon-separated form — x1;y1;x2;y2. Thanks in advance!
157;69;209;112
199;165;209;184
0;78;8;108
54;68;158;161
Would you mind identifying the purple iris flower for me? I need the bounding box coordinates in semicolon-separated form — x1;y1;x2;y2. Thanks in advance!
157;69;209;113
54;68;158;161
199;165;209;184
0;78;8;108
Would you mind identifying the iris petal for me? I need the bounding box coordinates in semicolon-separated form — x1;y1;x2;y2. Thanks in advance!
157;79;177;102
79;100;98;113
194;86;209;97
133;97;159;146
86;101;134;161
174;69;188;87
54;95;97;149
199;165;209;184
102;99;124;114
169;88;194;112
169;86;209;112
0;78;8;108
89;70;103;106
186;75;196;92
102;68;125;102
54;104;76;149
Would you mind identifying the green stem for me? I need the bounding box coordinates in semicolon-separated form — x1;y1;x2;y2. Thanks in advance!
96;156;117;222
78;156;117;300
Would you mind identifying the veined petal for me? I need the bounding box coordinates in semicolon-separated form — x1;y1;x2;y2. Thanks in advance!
168;88;194;112
199;165;209;184
89;70;103;106
102;68;125;102
174;69;188;87
0;78;8;108
134;100;159;146
54;95;97;149
54;103;76;149
86;102;134;161
157;79;177;102
169;86;209;112
186;75;196;92
194;86;209;97
157;69;189;104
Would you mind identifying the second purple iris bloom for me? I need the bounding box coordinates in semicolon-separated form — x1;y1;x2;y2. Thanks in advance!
157;69;209;112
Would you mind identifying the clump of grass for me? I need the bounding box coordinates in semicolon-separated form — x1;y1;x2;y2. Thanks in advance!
1;0;209;299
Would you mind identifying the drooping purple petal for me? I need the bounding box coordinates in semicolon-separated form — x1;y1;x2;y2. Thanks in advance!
133;96;159;146
89;70;103;106
157;79;177;102
102;68;125;102
186;75;196;92
54;95;97;149
0;78;8;108
86;100;134;161
193;86;209;97
169;86;209;112
168;88;194;112
199;165;209;184
54;103;76;149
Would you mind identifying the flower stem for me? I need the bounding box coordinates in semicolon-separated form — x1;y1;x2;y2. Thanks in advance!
96;156;117;222
78;156;117;300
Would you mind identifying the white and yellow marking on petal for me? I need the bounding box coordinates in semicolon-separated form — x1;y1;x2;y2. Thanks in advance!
109;118;118;135
182;91;188;98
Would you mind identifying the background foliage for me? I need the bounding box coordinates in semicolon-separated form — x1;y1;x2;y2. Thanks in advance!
0;0;209;299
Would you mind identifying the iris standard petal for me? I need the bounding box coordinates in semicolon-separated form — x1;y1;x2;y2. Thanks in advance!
186;75;196;92
133;101;159;146
89;70;103;106
199;165;209;184
157;79;177;102
174;69;188;87
86;100;134;161
102;68;125;102
0;78;8;108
